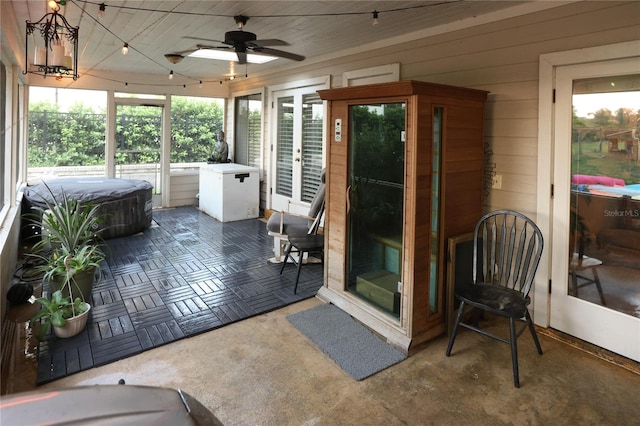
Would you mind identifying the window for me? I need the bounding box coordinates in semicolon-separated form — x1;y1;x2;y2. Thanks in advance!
27;87;107;181
170;95;224;169
234;93;262;168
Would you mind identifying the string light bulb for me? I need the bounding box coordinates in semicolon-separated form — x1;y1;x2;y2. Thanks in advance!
98;3;106;18
48;0;59;9
372;10;379;26
121;43;129;55
199;80;203;89
169;70;174;80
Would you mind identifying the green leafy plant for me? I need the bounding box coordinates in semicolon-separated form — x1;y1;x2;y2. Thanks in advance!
26;183;105;254
30;252;93;340
33;244;104;285
24;182;106;286
30;290;89;341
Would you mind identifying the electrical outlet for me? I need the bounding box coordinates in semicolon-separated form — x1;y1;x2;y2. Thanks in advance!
491;174;503;190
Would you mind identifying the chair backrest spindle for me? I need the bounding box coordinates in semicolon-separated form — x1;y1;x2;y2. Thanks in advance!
472;210;543;297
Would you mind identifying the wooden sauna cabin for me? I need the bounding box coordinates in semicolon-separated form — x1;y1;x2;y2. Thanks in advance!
317;80;488;354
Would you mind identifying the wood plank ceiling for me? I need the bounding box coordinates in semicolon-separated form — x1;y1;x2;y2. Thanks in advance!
9;1;530;85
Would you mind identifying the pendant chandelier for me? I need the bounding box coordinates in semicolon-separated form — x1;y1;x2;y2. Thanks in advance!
24;0;79;80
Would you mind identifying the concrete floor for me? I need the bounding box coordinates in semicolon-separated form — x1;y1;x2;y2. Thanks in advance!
8;297;635;425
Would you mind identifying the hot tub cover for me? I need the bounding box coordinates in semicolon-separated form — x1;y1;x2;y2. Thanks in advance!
23;177;153;207
22;177;154;240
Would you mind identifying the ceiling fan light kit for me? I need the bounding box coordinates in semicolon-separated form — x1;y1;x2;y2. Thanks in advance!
188;49;277;64
164;53;184;64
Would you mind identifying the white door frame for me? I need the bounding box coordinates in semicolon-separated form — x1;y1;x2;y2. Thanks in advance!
266;76;329;211
536;40;640;358
110;95;171;207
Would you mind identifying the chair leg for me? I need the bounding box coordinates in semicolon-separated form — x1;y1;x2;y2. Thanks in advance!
570;271;579;297
446;301;466;356
293;250;305;294
509;317;520;388
525;310;543;355
592;267;606;305
280;243;293;274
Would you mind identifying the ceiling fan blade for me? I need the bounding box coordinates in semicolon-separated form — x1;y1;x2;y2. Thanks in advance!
184;36;226;44
174;48;199;55
196;44;233;51
248;39;289;47
252;47;305;61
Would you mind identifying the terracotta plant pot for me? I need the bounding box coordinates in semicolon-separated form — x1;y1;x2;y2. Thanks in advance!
53;303;91;338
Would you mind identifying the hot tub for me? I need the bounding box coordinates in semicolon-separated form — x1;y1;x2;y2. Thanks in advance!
22;177;153;241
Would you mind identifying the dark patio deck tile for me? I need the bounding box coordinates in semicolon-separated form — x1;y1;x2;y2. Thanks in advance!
127;304;174;328
113;270;149;286
91;332;143;366
36;207;323;384
161;285;198;305
211;300;256;324
117;281;156;299
190;279;224;295
136;322;182;348
175;310;222;335
199;288;239;308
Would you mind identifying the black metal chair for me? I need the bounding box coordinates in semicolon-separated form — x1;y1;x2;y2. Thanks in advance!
266;170;325;261
445;210;544;388
280;233;324;294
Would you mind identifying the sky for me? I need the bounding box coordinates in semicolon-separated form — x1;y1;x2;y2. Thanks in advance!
573;92;640;118
28;86;223;112
30;87;106;112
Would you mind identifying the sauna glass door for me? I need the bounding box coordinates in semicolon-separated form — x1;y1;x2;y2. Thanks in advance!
347;102;406;318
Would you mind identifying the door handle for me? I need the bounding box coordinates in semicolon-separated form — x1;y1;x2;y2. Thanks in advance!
346;185;351;214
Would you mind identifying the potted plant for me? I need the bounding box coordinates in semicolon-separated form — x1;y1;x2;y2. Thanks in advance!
25;183;107;300
33;244;105;301
30;255;91;340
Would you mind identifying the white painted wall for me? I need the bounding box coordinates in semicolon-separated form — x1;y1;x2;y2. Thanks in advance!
229;1;640;219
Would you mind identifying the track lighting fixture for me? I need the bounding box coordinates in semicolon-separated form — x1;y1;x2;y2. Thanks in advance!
121;43;129;55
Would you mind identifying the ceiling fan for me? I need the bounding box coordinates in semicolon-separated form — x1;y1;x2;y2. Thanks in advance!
165;15;305;65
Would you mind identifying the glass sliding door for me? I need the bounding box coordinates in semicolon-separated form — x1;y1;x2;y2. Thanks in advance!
347;102;406;318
